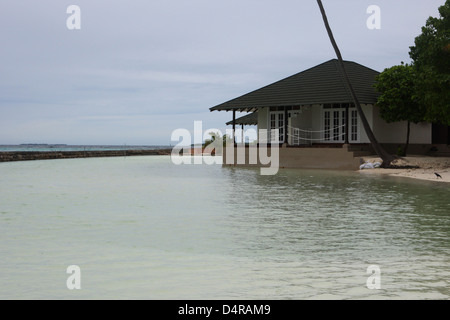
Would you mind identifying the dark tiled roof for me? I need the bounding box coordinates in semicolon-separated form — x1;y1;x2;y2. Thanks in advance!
210;59;380;112
226;112;258;125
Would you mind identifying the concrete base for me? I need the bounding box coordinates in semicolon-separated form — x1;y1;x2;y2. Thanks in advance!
222;145;361;170
370;143;439;156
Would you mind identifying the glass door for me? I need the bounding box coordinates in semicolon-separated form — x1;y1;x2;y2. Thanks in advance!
323;108;359;143
350;109;359;143
269;111;284;143
323;109;346;142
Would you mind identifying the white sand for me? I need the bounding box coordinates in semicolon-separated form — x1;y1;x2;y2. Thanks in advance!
359;155;450;183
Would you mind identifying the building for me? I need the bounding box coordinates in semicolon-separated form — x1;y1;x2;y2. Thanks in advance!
210;59;448;169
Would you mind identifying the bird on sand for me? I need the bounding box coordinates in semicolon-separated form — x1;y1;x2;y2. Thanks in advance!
434;172;443;179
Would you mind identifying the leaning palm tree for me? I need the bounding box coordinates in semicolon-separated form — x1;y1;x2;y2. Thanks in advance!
316;0;394;167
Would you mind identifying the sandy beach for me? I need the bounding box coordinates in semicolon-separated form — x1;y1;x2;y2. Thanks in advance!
359;155;450;183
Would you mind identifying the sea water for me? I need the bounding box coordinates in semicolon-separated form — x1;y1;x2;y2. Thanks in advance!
0;156;449;299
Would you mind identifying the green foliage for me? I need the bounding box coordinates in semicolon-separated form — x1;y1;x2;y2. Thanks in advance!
203;131;220;148
204;131;234;147
374;64;425;156
396;146;406;157
374;64;426;124
409;0;450;125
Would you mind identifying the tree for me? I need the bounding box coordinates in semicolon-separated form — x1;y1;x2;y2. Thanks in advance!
204;131;221;148
204;131;233;148
316;0;395;167
409;0;450;124
374;63;426;156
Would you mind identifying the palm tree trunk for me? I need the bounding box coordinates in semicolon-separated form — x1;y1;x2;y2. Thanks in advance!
405;120;411;156
316;0;394;168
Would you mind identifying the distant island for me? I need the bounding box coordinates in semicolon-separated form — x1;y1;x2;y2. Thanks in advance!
20;144;68;147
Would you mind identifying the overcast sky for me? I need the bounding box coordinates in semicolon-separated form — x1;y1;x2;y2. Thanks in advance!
0;0;445;145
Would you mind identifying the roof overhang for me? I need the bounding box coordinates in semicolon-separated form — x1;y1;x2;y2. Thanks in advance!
210;106;259;112
226;112;258;126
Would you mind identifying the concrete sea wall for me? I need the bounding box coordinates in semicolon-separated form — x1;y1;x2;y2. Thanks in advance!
0;149;172;163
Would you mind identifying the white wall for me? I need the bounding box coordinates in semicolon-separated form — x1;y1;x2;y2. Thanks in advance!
292;107;312;129
372;106;431;144
288;107;313;144
310;104;322;141
257;107;268;142
258;107;268;131
358;104;373;144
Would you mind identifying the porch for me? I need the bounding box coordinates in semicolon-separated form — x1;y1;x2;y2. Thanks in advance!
226;103;365;147
220;105;370;170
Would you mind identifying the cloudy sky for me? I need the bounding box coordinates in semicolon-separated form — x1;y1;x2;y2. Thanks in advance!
0;0;444;145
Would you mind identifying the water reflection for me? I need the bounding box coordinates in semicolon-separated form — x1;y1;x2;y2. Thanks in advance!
0;157;448;299
221;166;449;265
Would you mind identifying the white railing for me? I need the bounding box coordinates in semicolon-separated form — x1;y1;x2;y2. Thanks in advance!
288;125;347;146
291;127;312;146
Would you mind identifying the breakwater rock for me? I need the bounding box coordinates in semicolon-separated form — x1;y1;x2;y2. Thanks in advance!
0;149;172;163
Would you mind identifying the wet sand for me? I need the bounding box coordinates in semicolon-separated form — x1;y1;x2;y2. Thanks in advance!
359;156;450;183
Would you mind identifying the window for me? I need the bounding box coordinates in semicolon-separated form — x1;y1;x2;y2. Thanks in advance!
278;113;284;142
324;111;331;141
269;112;284;143
351;110;358;141
333;111;340;141
270;113;276;126
342;111;346;141
323;105;354;143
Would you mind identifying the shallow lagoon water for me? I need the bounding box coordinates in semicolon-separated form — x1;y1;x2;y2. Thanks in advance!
0;156;449;299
